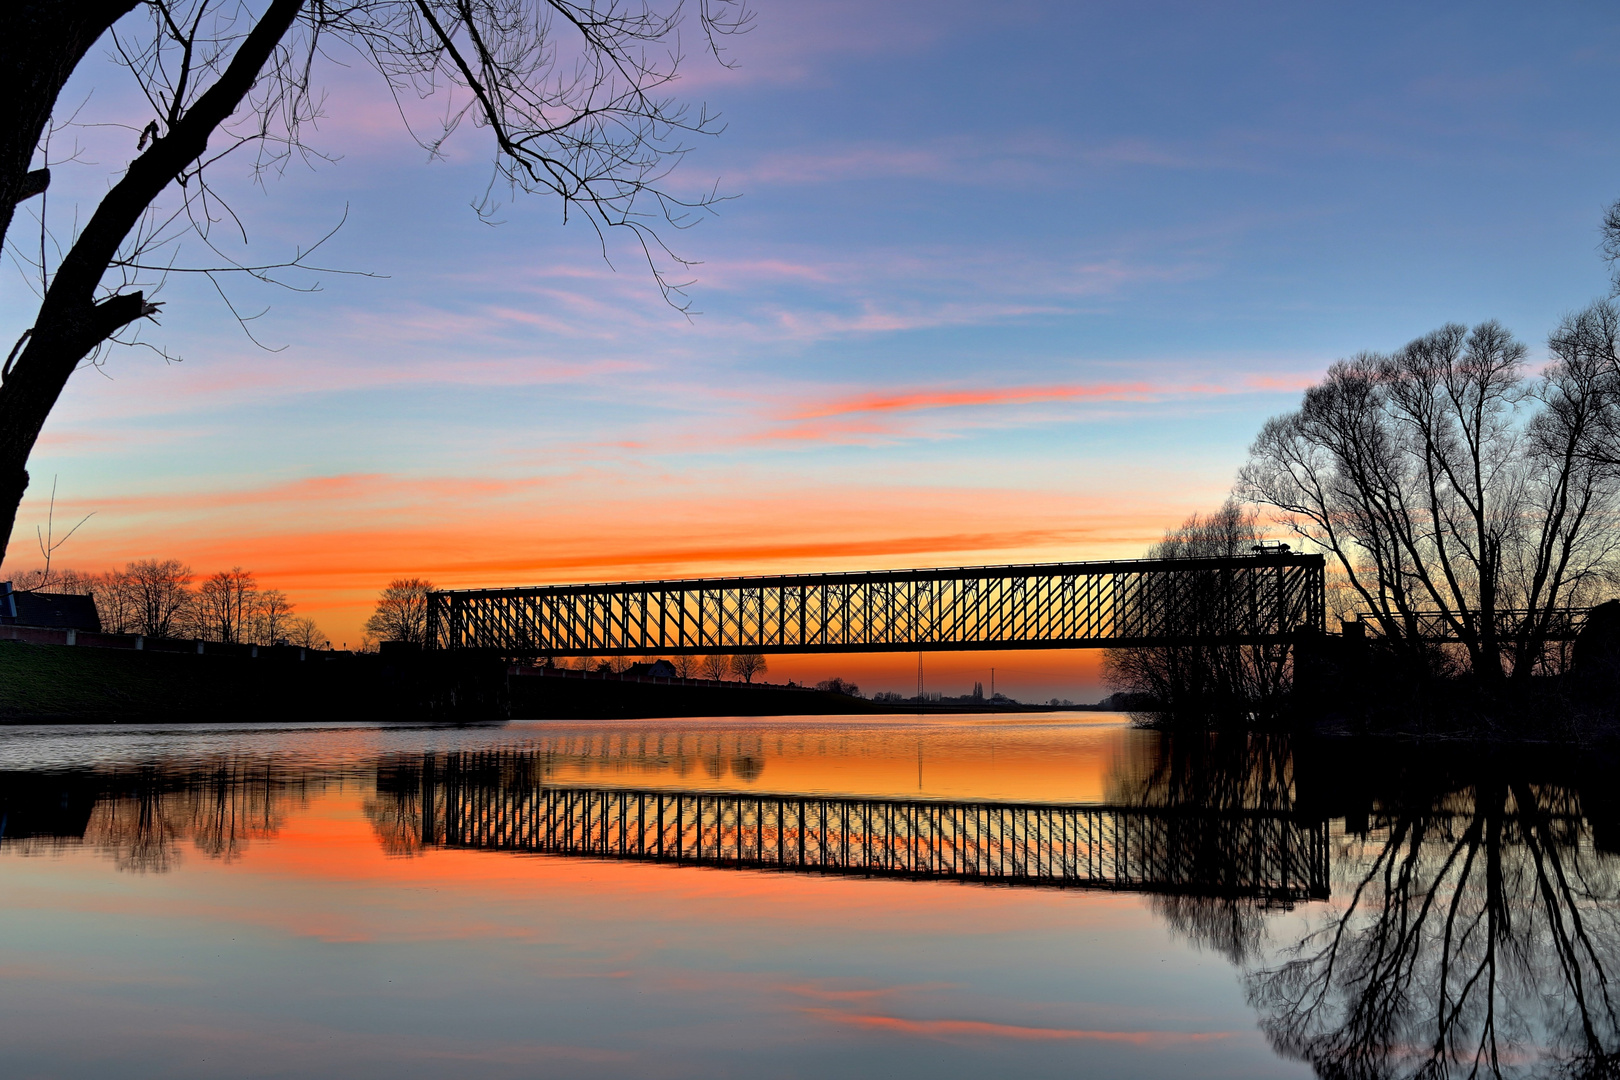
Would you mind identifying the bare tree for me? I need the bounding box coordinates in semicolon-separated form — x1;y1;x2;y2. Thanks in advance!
669;653;698;679
89;566;141;632
1239;313;1620;686
1604;195;1620;298
728;652;766;683
124;557;192;636
194;566;256;642
0;0;749;571
1103;500;1289;720
253;587;292;643
699;653;729;681
286;614;326;648
364;576;432;644
12;477;93;592
9;564;96;594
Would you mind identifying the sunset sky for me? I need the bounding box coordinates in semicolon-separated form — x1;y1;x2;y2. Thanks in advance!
5;1;1620;697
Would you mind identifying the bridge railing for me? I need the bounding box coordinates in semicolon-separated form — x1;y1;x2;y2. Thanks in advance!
425;552;1326;657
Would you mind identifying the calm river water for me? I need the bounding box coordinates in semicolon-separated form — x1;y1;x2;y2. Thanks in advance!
1;714;1615;1078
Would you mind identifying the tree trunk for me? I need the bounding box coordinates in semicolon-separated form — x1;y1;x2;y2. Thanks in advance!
0;2;140;572
0;3;138;258
0;0;308;572
0;292;153;570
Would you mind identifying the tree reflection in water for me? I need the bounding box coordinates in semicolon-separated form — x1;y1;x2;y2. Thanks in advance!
1110;730;1300;965
1116;734;1620;1078
0;758;331;872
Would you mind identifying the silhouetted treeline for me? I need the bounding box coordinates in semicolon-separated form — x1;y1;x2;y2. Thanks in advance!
1241;307;1620;688
546;652;785;686
9;560;327;647
0;756;342;872
1111;303;1620;728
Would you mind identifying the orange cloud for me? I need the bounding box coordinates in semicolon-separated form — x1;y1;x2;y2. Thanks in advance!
1240;373;1318;393
15;468;1207;651
786;372;1318;425
790;382;1182;420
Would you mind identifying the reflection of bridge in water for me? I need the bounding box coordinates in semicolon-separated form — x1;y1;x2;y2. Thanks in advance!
399;752;1331;901
426;552;1326;657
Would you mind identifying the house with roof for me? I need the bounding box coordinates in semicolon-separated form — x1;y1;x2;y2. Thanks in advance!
0;582;102;632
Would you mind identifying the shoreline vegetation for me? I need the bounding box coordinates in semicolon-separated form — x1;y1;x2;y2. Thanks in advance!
1104;306;1620;739
1;630;1615;741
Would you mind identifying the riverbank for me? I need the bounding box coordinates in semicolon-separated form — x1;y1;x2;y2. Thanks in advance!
0;639;1066;723
0;639;506;723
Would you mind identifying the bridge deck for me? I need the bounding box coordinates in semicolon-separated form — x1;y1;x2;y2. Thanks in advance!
426;552;1326;657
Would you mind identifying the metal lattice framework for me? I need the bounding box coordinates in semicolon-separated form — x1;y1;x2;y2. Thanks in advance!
408;753;1330;900
426;553;1326;656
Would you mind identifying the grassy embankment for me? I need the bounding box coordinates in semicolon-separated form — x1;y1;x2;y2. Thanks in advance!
0;640;517;723
0;639;1074;723
0;640;375;723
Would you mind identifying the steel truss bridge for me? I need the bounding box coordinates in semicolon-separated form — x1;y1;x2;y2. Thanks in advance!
395;752;1330;901
425;552;1326;657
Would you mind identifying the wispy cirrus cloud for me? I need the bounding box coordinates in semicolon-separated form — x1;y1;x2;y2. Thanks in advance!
750;373;1316;444
731;132;1254;189
790;382;1179;420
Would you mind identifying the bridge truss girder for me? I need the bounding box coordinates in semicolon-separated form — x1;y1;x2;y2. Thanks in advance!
426;553;1326;657
411;752;1329;900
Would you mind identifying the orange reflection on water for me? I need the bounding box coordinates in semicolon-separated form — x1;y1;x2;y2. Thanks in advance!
498;713;1144;803
0;717;1307;1079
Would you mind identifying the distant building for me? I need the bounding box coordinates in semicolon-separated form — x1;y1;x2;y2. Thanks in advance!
0;582;102;632
623;659;679;679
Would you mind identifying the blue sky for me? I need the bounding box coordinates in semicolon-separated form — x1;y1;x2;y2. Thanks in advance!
6;0;1620;695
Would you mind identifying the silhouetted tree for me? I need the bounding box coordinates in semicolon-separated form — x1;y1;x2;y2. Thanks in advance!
1240;312;1620;686
364;577;433;645
1103;500;1290;721
0;0;749;571
251;587;293;643
729;652;767;683
699;654;730;681
286;615;327;649
195;567;255;643
125;557;192;636
9;565;95;594
88;566;141;633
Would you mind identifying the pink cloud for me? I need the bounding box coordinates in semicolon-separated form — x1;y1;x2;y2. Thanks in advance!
791;382;1178;420
1240;372;1318;393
